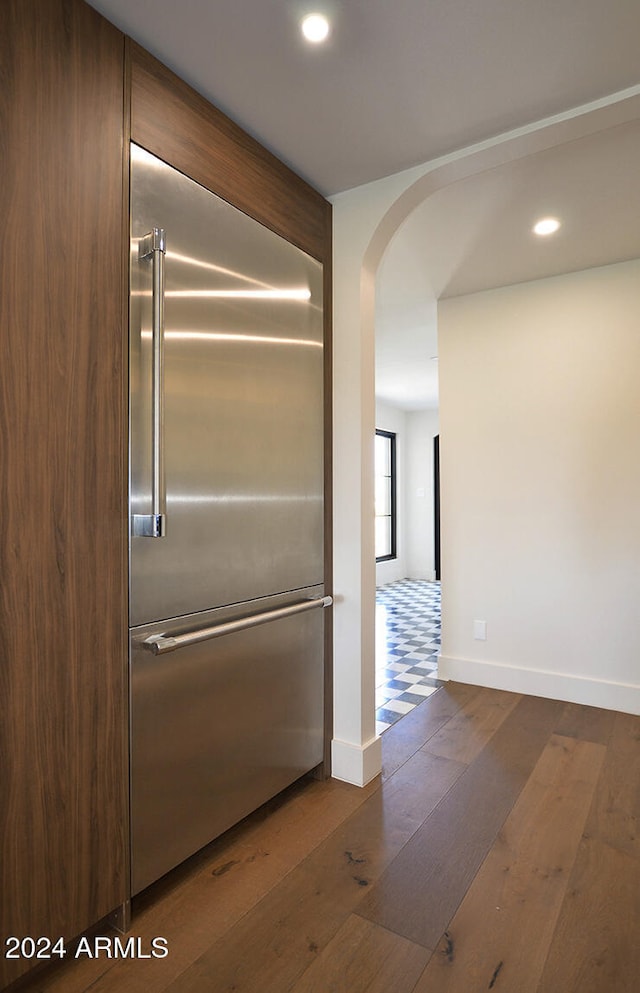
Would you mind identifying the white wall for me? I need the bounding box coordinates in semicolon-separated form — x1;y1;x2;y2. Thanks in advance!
406;409;439;580
438;258;640;713
375;400;406;586
331;90;640;786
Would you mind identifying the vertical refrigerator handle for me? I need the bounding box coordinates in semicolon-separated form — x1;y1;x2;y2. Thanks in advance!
133;228;167;538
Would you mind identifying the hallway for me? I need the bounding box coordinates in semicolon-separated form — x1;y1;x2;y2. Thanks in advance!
375;579;443;733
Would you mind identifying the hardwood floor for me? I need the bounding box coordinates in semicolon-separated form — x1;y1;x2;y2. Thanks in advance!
14;683;640;993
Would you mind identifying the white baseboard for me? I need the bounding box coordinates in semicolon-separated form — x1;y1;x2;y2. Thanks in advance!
331;735;382;786
438;653;640;716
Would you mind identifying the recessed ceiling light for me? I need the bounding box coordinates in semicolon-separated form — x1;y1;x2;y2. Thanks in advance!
301;13;330;43
533;217;561;237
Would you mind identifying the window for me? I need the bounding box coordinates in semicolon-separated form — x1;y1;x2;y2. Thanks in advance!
375;429;396;561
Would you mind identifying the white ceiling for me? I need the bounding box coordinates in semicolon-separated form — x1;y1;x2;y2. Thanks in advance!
88;0;640;410
375;117;640;410
87;0;640;196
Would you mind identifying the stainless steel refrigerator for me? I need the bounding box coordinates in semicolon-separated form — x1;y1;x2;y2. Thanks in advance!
129;144;328;895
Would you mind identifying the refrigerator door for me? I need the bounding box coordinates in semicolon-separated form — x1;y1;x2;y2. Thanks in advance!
130;144;324;626
130;588;326;895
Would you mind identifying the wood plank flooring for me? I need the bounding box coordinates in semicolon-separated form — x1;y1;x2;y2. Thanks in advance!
12;683;640;993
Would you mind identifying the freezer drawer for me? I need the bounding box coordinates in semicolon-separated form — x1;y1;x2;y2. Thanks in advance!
130;590;326;895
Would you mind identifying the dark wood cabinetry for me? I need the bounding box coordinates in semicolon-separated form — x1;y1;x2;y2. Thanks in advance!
129;43;330;262
0;3;331;989
0;2;128;987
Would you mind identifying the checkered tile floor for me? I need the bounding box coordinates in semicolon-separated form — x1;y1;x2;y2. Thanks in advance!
376;579;443;735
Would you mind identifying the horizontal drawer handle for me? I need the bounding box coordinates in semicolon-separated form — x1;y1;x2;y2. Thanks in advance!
143;595;333;655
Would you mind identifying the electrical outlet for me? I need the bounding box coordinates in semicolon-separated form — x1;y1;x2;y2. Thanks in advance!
473;619;487;640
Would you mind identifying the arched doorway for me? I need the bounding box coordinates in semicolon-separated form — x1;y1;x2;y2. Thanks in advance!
330;86;640;785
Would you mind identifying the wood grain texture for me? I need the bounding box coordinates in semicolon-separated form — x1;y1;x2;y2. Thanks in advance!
412;734;605;993
582;710;640;859
554;701;615;744
421;686;520;765
290;914;431;993
0;1;128;987
535;836;640;993
129;43;329;262
357;694;565;948
381;681;482;780
159;749;465;993
10;688;639;993
31;776;378;993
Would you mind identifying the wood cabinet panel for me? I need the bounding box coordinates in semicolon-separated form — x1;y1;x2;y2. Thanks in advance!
0;1;128;987
129;43;330;262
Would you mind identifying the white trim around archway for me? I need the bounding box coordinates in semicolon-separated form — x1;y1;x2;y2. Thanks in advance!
329;84;640;786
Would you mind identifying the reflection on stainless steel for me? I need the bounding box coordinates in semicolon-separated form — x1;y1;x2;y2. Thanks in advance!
137;225;311;296
129;143;326;895
130;146;324;623
132;288;311;299
162;493;322;505
168;288;310;299
166;249;277;291
141;329;323;348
